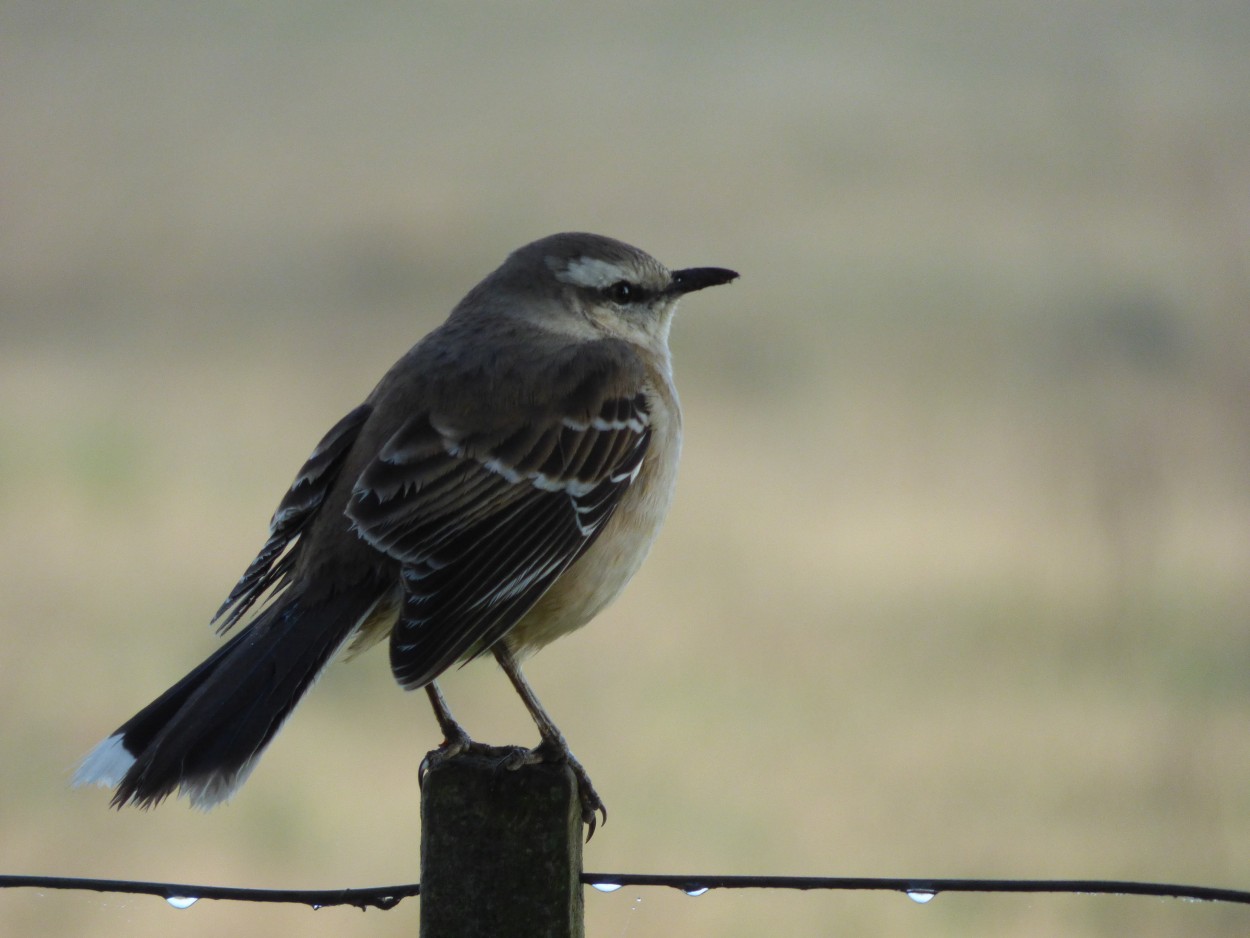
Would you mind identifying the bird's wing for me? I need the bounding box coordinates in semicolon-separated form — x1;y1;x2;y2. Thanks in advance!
346;342;652;689
212;404;373;632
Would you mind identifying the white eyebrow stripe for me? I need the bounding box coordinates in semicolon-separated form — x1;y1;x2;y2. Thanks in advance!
552;256;632;289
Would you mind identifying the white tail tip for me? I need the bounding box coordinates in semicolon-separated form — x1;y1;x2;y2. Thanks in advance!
72;734;135;788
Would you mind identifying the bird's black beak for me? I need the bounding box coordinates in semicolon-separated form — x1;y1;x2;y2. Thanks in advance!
669;266;739;295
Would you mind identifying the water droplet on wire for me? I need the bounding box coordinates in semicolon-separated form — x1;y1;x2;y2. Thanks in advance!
165;896;199;909
684;886;709;897
906;888;937;904
592;882;622;893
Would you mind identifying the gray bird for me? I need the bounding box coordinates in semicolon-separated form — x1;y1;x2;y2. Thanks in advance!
74;232;738;834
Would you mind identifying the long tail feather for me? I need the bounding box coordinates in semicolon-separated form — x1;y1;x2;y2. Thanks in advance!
74;584;383;808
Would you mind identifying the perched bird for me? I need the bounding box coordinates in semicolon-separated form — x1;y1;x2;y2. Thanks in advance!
73;232;737;832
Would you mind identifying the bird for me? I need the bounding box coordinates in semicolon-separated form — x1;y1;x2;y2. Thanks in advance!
73;232;738;834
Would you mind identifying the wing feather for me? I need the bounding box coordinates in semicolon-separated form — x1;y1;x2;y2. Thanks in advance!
212;404;372;633
346;345;652;689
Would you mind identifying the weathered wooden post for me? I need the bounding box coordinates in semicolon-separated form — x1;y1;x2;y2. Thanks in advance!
419;753;584;937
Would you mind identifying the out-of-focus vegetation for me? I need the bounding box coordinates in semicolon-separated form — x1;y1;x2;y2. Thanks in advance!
3;3;1249;935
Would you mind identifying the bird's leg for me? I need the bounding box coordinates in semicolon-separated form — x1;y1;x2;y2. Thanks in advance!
493;644;606;837
425;681;472;753
418;680;524;784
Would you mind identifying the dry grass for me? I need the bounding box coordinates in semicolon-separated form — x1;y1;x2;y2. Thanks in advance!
3;2;1250;935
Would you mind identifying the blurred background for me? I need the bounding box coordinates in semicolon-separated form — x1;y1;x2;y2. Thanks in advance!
3;2;1249;935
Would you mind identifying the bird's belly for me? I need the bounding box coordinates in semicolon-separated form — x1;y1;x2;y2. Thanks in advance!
504;426;681;656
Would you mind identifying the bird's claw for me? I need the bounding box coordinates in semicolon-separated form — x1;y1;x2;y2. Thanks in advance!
514;736;607;840
421;734;606;840
419;732;525;787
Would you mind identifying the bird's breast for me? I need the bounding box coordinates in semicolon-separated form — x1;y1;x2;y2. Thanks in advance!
505;384;682;655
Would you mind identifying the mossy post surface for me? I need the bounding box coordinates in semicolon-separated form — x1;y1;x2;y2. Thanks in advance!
419;754;584;938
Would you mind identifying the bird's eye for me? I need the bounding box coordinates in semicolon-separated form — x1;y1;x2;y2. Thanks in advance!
605;280;637;304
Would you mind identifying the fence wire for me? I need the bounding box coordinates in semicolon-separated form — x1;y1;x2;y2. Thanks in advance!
3;873;1250;911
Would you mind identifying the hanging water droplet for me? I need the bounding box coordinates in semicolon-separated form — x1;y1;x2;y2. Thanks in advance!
905;889;937;904
592;882;622;893
684;886;709;897
165;896;199;909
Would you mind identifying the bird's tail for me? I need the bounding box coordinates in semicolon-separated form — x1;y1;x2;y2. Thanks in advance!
73;584;386;809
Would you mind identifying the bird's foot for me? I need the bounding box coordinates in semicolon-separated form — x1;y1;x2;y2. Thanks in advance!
418;729;528;787
419;727;605;839
500;736;607;839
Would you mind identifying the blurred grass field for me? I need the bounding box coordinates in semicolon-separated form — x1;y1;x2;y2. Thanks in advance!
3;2;1250;935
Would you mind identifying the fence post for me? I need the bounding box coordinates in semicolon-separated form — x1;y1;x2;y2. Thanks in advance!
419;752;585;938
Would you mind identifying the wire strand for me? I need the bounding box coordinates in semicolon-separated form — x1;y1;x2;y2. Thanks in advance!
0;875;416;910
3;873;1250;909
